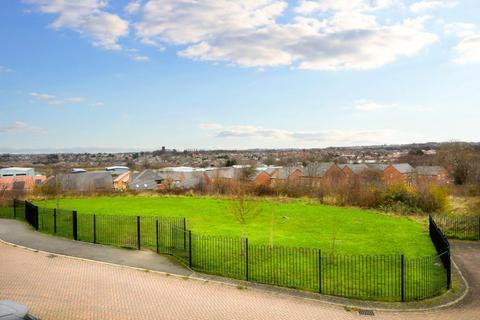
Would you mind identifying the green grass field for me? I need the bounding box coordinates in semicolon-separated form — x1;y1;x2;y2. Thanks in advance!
19;196;447;301
37;195;436;257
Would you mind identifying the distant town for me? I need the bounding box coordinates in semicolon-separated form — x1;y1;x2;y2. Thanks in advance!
2;141;477;196
2;142;475;173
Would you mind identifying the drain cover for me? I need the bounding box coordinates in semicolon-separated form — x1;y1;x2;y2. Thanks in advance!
358;309;375;316
46;254;57;259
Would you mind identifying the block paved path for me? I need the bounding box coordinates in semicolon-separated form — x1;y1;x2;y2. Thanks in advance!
0;219;479;319
0;219;191;276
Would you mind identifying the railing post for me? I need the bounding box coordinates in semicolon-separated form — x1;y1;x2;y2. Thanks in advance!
72;210;77;240
34;205;39;230
401;254;405;302
447;249;451;289
245;238;249;281
137;216;141;250
93;214;97;244
188;230;192;268
477;216;480;241
318;249;322;294
183;218;187;250
53;208;57;233
156;220;159;254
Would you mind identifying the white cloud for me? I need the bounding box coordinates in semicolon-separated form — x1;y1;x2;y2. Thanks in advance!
30;92;85;105
296;17;438;70
199;123;224;130
0;121;42;133
445;23;480;64
444;22;476;37
133;55;150;62
206;124;397;145
25;0;129;50
124;0;141;15
136;0;287;45
295;0;395;15
91;102;105;107
410;0;457;13
353;100;390;112
452;34;480;64
0;65;13;73
135;0;437;70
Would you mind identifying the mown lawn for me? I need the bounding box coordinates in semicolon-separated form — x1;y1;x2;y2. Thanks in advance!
37;195;436;257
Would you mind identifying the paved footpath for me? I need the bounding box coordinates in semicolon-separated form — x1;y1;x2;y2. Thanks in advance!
0;219;191;276
0;220;479;319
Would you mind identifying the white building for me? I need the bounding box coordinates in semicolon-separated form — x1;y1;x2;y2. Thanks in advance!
0;167;35;177
105;166;129;175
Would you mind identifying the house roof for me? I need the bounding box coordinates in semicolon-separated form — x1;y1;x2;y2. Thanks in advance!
130;169;161;190
302;163;334;177
207;167;243;180
272;166;303;179
392;163;414;174
367;163;389;171
251;170;270;181
56;172;113;191
0;167;33;171
129;169;206;189
106;166;129;170
114;171;131;183
176;171;206;188
415;166;444;176
339;163;369;174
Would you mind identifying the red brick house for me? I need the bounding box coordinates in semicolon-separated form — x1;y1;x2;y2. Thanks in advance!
384;164;415;186
251;168;278;186
301;163;345;188
270;167;302;186
415;166;450;185
338;164;369;181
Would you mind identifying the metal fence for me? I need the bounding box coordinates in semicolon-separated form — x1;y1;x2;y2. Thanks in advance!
1;200;451;302
432;214;480;240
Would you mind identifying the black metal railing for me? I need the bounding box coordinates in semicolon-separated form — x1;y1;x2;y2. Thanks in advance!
0;200;451;302
429;215;451;289
432;214;480;241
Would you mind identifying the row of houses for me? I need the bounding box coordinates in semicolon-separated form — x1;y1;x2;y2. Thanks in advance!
115;163;449;192
0;163;449;195
251;163;449;188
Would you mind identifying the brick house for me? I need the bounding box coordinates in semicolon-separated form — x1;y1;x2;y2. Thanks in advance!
300;163;345;188
338;164;369;181
384;163;415;186
0;175;47;195
270;167;303;186
251;167;278;186
415;166;450;185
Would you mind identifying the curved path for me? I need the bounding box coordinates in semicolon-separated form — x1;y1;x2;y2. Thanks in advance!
0;219;191;276
0;219;478;319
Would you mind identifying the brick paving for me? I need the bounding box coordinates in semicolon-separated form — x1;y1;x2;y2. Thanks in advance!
0;240;478;319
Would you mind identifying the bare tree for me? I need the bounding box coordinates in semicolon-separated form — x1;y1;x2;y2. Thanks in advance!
0;182;9;207
228;183;260;254
268;210;275;248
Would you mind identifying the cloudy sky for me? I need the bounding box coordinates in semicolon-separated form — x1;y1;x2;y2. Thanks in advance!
0;0;479;153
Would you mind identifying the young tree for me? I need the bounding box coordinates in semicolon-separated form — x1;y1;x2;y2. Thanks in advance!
0;182;9;207
228;183;260;254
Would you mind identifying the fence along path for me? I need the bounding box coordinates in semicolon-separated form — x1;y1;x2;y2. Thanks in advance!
1;200;451;302
433;214;480;240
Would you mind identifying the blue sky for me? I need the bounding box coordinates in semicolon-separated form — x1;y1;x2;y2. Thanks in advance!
0;0;479;153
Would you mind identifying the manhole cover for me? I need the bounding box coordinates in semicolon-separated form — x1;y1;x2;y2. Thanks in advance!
358;309;375;316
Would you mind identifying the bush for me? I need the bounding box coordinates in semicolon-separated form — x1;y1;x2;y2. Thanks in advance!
379;183;448;214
